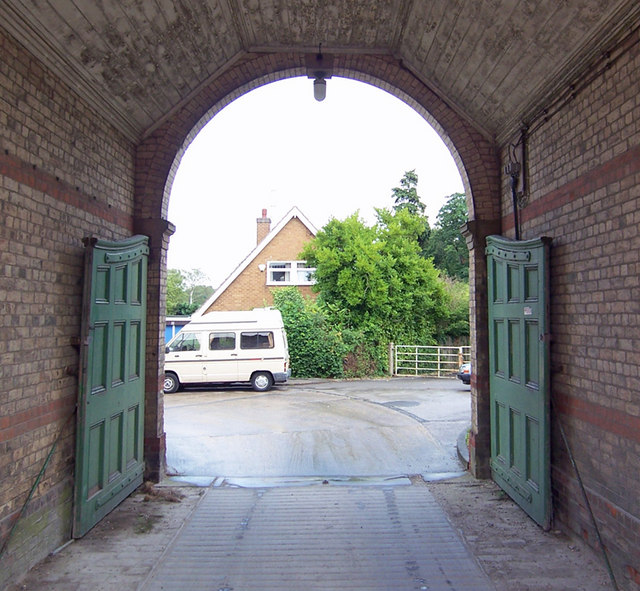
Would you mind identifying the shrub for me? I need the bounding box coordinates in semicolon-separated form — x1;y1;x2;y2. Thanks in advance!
272;287;345;378
340;327;388;378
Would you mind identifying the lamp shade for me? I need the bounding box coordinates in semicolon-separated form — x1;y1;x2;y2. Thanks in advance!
313;78;326;101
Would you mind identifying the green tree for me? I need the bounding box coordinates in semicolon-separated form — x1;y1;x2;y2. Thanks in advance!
166;268;214;315
438;276;470;343
302;213;383;322
182;268;212;306
391;170;430;252
423;192;469;280
374;208;448;343
391;169;425;216
301;208;449;347
167;268;187;314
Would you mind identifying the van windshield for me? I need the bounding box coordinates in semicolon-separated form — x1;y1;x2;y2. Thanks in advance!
167;332;201;352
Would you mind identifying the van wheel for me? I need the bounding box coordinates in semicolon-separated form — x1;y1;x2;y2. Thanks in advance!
163;373;180;394
251;372;273;392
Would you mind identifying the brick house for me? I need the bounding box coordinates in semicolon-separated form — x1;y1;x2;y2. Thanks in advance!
197;207;318;314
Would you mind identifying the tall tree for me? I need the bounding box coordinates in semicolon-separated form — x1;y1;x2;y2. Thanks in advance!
439;276;470;344
423;192;469;280
166;269;188;314
182;268;212;306
391;169;430;252
391;170;425;216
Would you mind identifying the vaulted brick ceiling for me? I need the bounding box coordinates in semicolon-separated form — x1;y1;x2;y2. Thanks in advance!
1;1;638;143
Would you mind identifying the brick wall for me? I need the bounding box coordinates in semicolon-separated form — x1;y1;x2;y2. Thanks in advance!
0;28;136;587
9;18;637;585
0;31;512;587
206;216;316;312
499;28;640;589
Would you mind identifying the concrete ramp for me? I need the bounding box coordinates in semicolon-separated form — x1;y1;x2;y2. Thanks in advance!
141;484;494;591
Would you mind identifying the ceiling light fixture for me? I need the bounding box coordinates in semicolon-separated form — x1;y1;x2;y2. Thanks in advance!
313;77;326;102
306;44;333;102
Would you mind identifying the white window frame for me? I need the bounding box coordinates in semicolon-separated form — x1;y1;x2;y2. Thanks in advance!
266;261;316;286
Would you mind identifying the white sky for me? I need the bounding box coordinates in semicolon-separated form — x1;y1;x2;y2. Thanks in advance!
167;77;464;288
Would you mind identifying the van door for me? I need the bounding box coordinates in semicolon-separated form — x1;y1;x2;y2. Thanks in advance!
165;331;204;384
203;331;239;383
237;330;275;380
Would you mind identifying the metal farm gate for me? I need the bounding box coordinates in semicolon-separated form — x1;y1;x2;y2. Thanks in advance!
393;345;470;377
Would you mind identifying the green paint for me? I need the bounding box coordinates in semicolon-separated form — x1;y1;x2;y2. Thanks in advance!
486;236;552;529
73;236;149;537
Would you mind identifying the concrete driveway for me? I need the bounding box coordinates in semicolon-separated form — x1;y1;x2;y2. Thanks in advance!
164;377;470;484
12;377;611;591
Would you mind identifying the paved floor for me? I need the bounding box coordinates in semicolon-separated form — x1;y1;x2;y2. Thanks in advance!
164;378;471;482
140;484;494;591
6;477;612;591
6;379;613;591
142;378;491;590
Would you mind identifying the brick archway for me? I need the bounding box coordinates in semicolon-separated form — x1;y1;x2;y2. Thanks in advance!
135;52;501;480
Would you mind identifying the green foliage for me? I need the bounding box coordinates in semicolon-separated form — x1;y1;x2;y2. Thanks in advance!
340;327;389;378
392;170;425;216
392;169;430;252
173;301;199;316
423;192;469;281
166;268;214;316
300;207;451;374
272;287;345;378
166;269;187;314
438;277;470;344
374;208;447;344
270;177;471;379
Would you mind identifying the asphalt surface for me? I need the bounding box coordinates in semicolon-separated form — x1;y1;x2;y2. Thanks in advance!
164;376;470;484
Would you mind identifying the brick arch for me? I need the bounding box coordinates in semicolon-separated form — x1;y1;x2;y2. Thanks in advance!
135;52;499;223
135;52;500;480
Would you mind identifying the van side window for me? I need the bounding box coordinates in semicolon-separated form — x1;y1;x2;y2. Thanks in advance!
167;332;201;352
240;331;274;349
209;332;236;350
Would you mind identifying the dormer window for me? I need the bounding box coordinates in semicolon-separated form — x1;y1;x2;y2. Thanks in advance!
267;261;315;285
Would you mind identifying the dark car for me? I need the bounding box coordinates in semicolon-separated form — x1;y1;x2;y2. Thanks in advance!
457;362;471;385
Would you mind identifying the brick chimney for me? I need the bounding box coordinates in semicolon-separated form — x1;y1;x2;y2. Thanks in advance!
256;208;271;244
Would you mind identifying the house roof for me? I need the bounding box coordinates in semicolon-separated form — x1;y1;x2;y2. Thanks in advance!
192;206;317;317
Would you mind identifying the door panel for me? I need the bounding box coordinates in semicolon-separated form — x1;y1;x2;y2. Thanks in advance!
74;236;148;537
203;332;239;383
486;236;551;528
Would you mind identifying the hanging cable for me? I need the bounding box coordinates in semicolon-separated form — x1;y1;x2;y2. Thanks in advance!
555;408;619;590
524;22;640;138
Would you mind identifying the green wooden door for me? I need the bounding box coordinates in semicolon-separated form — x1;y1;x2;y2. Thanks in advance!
486;235;551;528
73;236;149;537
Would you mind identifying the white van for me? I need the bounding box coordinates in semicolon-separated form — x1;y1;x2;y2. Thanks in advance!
163;308;290;393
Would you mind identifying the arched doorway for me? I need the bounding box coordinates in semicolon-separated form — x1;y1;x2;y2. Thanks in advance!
133;52;502;481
